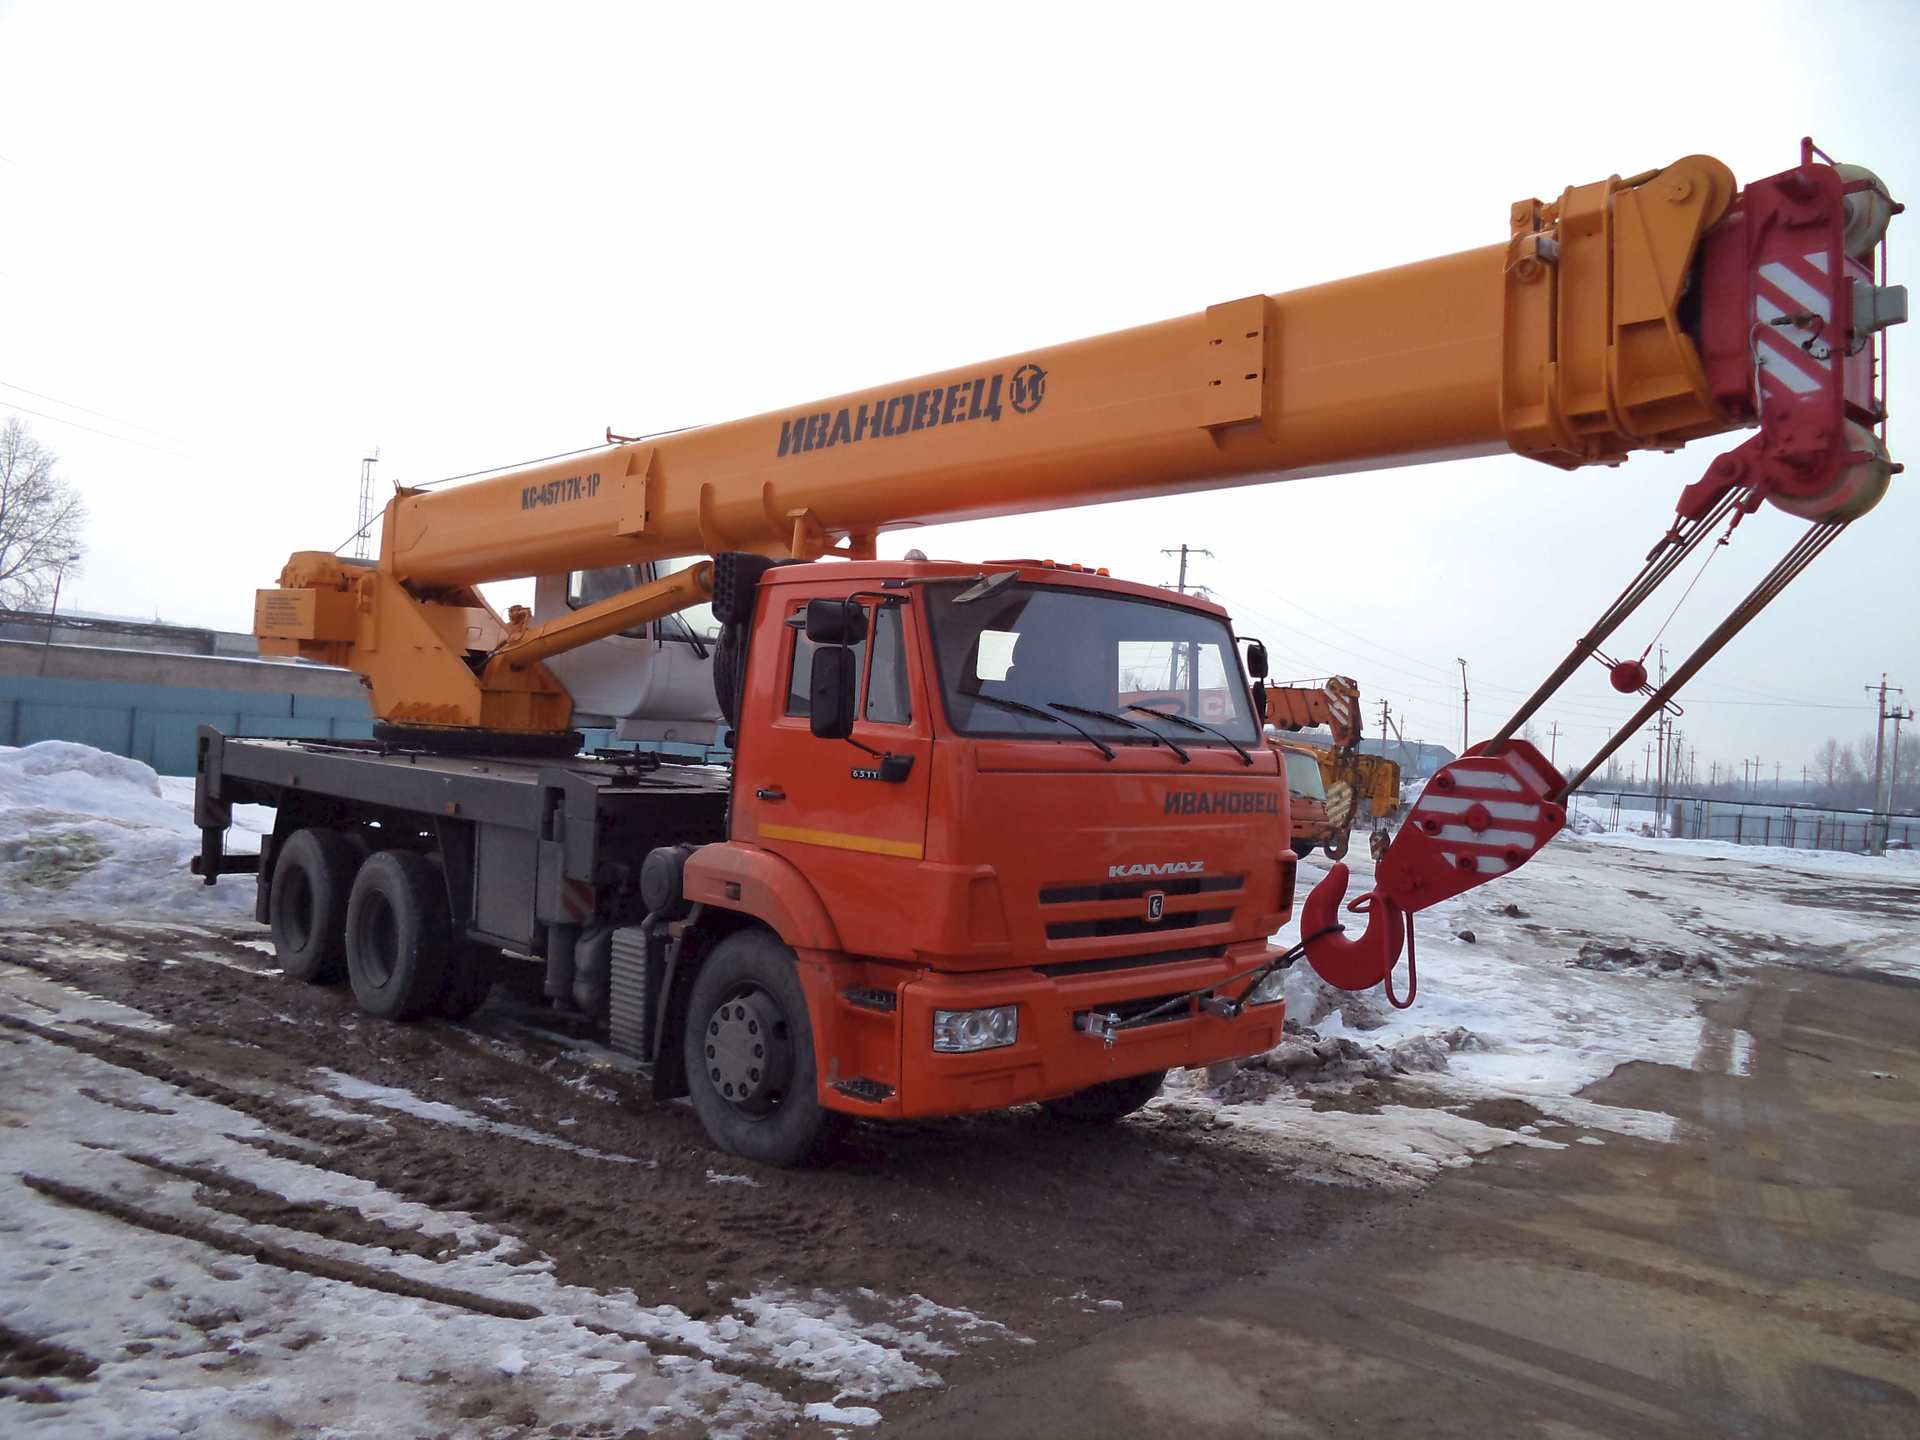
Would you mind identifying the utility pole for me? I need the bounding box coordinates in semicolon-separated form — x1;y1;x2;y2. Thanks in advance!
354;449;381;560
1456;658;1470;755
1891;705;1913;813
1159;545;1213;692
1161;545;1213;595
1866;675;1904;853
1546;720;1562;770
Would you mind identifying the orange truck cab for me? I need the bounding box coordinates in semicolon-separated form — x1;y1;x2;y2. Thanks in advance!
654;555;1295;1161
1268;739;1333;858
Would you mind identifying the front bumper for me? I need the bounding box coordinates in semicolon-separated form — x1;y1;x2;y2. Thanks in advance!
811;941;1286;1119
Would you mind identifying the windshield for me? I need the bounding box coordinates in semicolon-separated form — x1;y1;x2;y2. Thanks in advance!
925;580;1259;744
1281;750;1327;799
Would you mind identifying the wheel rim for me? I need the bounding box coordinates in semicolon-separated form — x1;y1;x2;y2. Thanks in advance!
282;867;315;950
703;986;792;1115
355;892;400;987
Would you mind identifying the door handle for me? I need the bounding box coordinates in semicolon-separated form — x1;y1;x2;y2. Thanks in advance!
756;786;786;802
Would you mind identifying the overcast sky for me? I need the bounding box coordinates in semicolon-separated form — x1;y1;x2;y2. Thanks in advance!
2;1;1915;781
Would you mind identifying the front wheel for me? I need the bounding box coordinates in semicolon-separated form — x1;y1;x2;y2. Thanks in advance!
1040;1070;1167;1124
682;929;847;1167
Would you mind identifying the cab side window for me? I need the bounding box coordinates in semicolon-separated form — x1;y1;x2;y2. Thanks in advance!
784;601;912;723
863;603;912;725
785;623;820;715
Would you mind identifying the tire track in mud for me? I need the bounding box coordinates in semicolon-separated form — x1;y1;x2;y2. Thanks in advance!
18;1174;826;1396
0;1320;99;1405
119;1152;460;1261
22;1173;545;1321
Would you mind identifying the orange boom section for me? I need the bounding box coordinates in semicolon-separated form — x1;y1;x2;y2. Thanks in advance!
255;152;1840;734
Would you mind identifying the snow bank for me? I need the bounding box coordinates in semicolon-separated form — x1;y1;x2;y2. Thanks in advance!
0;742;267;921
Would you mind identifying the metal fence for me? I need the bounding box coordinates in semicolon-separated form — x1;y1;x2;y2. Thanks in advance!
1574;790;1917;854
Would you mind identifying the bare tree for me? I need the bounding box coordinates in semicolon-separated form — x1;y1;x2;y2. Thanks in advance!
1815;737;1843;789
0;417;87;610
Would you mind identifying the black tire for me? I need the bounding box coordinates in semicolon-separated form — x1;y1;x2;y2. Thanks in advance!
267;828;360;984
1041;1070;1167;1124
433;944;498;1021
344;850;451;1022
1291;839;1317;858
712;625;743;727
682;928;848;1167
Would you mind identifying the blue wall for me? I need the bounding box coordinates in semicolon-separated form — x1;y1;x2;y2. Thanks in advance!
0;672;373;775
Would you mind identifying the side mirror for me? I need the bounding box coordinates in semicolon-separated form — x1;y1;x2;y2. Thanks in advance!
806;598;869;646
1244;639;1269;681
809;645;858;740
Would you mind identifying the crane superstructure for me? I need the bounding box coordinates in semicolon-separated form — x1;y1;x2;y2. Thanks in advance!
197;143;1903;1164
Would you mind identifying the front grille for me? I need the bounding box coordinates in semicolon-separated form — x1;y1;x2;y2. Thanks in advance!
1045;908;1234;941
1040;873;1242;905
1036;946;1226;979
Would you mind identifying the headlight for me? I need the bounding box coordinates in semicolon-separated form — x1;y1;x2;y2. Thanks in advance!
932;1005;1019;1053
1246;965;1288;1007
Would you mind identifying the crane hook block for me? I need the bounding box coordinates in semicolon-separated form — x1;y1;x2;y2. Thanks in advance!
1301;739;1566;993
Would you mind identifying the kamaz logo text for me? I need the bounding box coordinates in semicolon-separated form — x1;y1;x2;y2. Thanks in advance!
1107;860;1205;879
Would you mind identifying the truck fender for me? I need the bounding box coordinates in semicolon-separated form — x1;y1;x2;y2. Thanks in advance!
681;842;843;954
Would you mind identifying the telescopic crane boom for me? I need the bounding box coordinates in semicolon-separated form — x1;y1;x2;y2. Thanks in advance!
259;146;1903;749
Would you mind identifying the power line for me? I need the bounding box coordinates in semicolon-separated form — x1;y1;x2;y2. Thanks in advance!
0;400;188;457
0;378;181;440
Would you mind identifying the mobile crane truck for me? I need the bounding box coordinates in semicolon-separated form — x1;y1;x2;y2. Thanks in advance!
195;143;1903;1164
1261;676;1401;859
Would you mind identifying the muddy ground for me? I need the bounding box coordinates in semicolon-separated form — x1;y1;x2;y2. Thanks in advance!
900;959;1920;1439
0;920;1414;1430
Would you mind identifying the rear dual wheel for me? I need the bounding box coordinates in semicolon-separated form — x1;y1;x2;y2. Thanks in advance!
344;851;450;1021
268;828;360;983
273;832;492;1022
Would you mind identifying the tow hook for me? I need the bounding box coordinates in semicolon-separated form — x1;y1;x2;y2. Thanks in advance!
1197;995;1241;1020
1076;1012;1122;1048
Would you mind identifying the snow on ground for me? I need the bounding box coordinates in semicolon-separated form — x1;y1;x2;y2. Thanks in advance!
0;743;270;922
0;975;1015;1435
1164;818;1920;1186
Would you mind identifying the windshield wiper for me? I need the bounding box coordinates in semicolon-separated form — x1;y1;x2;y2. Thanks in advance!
1126;705;1255;766
972;694;1115;760
1047;702;1191;763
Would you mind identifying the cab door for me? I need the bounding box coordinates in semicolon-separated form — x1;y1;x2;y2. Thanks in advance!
733;591;934;959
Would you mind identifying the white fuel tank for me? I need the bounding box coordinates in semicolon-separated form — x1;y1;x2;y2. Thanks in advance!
532;561;725;743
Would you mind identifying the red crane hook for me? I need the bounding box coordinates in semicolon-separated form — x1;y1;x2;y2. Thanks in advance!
1300;863;1406;992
